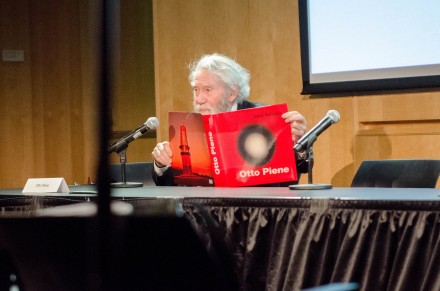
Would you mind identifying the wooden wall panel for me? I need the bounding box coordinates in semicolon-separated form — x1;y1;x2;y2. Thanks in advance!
110;0;156;165
0;0;33;187
356;92;440;122
113;0;155;131
28;0;84;184
0;1;156;188
78;0;100;184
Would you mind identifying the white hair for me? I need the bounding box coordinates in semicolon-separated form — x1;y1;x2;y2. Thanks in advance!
188;53;250;103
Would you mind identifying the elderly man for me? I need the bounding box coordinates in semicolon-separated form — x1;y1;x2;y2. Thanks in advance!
152;53;308;186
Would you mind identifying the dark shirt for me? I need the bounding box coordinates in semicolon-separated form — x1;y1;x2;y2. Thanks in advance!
153;100;307;186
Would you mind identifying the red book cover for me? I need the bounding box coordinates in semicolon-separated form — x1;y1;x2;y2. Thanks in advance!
169;103;297;187
168;112;214;186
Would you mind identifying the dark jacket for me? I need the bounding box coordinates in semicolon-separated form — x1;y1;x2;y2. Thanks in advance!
153;100;307;186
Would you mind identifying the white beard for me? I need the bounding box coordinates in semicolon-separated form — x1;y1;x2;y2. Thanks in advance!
193;96;232;115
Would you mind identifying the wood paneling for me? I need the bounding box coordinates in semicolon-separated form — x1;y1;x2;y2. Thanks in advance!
0;0;156;188
110;0;156;165
29;0;84;183
1;0;90;187
0;0;33;187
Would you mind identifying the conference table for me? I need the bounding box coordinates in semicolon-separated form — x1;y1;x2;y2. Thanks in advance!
0;186;439;291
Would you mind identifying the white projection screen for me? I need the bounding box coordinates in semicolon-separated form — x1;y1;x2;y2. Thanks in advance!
298;0;440;94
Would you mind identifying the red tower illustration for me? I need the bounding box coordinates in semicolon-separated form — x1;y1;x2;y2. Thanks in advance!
179;125;193;175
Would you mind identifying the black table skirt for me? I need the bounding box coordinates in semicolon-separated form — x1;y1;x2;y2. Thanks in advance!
182;198;440;291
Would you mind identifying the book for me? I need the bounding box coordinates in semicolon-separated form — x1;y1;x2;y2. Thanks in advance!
168;103;298;187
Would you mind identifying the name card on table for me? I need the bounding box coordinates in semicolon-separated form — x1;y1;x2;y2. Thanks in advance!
22;178;70;194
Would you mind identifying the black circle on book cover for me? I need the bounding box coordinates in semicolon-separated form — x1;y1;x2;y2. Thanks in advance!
237;124;275;166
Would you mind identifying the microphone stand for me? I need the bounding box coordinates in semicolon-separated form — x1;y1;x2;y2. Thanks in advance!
109;140;143;188
289;141;332;191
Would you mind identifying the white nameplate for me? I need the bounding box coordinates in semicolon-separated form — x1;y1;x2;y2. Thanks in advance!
22;178;70;194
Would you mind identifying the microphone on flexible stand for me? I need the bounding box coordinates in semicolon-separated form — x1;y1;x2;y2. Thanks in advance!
109;117;159;188
108;117;159;154
289;110;340;190
294;110;340;152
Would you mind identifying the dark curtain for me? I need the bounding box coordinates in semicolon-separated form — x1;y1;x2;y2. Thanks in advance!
183;199;440;291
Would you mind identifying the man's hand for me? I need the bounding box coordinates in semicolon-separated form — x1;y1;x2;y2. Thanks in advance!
151;141;173;167
282;111;307;143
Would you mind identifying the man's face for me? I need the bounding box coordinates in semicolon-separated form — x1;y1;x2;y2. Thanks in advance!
192;70;235;115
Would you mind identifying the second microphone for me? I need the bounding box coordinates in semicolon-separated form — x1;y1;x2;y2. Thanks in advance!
108;117;160;154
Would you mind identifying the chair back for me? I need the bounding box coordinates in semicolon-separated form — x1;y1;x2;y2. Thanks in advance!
110;162;155;186
351;159;440;188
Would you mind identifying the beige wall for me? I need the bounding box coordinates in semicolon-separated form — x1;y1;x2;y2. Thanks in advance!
1;0;95;188
0;0;155;188
0;0;439;188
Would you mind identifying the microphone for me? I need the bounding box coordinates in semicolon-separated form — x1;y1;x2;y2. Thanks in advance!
294;110;340;152
108;117;159;154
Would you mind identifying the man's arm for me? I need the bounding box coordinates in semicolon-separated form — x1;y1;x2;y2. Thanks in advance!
151;141;176;186
152;165;176;186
